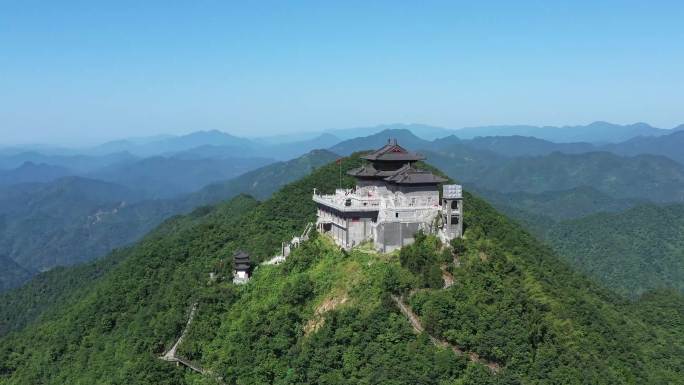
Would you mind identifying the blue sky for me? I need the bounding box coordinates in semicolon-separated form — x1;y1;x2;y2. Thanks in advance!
1;1;683;145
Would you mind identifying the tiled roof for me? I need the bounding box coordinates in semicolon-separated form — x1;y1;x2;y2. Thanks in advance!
233;250;250;262
348;163;446;185
347;164;399;178
384;165;447;185
360;139;425;162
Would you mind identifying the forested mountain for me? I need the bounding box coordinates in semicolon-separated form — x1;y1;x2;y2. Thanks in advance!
328;128;433;155
171;134;341;161
463;136;595;157
184;149;338;205
0;162;72;186
327;129;684;205
450;130;684;165
475;190;684;298
0;155;681;384
90;130;257;157
475;186;644;222
603;130;684;165
427;151;684;203
544;204;684;298
89;130;342;161
0;151;136;173
321;121;682;143
89;156;274;198
0;177;145;274
0;151;337;291
0;256;32;292
0;254;121;336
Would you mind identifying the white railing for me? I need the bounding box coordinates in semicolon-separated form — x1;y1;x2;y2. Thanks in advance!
312;193;381;212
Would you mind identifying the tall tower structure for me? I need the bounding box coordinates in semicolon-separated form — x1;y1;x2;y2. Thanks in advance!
441;184;463;239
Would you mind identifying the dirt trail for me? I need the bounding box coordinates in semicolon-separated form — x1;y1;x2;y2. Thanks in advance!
441;264;454;288
391;295;500;373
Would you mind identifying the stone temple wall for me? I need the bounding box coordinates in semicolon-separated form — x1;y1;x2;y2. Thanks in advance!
375;222;422;253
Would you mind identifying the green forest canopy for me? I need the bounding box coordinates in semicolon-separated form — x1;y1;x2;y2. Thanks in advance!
0;155;681;384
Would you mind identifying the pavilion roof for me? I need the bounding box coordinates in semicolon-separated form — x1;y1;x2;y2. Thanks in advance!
360;139;425;162
348;163;446;185
233;250;251;262
383;164;447;185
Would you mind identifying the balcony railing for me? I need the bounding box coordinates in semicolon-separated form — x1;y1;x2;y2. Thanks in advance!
312;192;381;212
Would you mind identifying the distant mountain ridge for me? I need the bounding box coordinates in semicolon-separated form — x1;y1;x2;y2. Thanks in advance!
0;151;136;173
0;255;33;292
90;130;256;156
0;150;338;291
90;130;342;160
88;156;274;198
451;151;684;202
602;130;684;165
328;128;433;155
457;130;684;165
451;121;678;143
0;162;73;186
328;129;684;203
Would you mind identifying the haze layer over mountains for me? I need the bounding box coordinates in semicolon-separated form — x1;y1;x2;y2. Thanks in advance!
1;121;683;298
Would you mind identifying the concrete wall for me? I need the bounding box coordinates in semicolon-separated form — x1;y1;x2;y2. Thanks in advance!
375;221;422;253
347;218;373;247
392;186;440;207
441;198;463;238
317;204;378;248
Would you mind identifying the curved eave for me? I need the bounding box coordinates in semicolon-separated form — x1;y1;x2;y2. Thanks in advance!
360;153;426;162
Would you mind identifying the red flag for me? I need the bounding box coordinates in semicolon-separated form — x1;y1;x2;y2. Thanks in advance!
336;158;342;164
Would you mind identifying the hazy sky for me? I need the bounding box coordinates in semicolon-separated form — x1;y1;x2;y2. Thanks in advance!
1;1;683;146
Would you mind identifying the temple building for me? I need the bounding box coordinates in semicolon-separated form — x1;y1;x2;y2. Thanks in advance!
313;139;463;252
232;250;251;284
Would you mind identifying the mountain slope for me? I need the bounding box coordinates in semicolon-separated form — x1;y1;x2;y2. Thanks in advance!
428;151;684;203
0;162;73;186
0;151;136;173
464;136;595;157
328;128;432;155
545;204;684;298
0;256;32;292
92;130;257;157
0;252;121;336
603;130;684;165
476;186;644;222
0;155;681;384
90;156;274;198
0;177;145;274
0;151;337;291
469;189;683;299
330;130;684;204
183;149;339;205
